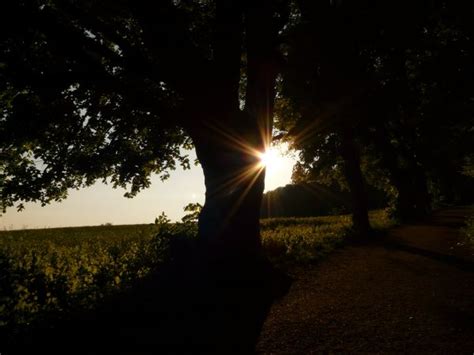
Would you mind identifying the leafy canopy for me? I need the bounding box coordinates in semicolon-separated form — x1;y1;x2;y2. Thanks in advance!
0;0;220;213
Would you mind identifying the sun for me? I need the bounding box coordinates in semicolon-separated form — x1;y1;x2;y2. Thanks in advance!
258;148;281;170
256;143;295;191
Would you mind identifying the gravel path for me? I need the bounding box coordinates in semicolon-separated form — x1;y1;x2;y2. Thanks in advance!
257;208;474;354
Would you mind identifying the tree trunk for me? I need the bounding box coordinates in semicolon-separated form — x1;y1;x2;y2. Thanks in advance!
372;126;431;222
192;111;266;260
394;170;430;222
181;0;279;263
339;124;371;238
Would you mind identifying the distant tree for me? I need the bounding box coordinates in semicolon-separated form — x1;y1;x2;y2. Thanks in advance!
261;182;387;218
155;212;171;226
0;1;290;260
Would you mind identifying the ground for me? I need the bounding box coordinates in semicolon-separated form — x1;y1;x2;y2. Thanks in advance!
4;207;473;354
257;207;474;354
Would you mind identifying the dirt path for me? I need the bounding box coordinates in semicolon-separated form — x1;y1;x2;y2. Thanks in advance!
257;207;474;354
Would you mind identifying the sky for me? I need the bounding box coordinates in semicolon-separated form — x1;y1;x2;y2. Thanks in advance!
0;144;296;230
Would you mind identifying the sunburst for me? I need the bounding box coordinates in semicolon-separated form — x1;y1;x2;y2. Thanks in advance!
258;148;282;170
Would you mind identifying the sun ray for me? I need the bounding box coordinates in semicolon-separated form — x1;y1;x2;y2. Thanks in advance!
221;164;265;229
198;117;294;228
204;121;262;158
209;163;262;197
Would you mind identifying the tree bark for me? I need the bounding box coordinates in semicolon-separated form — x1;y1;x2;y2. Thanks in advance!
372;126;431;222
192;112;265;259
394;169;430;221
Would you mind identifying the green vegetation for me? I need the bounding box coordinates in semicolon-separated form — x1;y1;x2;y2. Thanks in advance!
262;210;394;264
461;215;474;250
0;210;393;331
261;216;349;264
0;224;168;328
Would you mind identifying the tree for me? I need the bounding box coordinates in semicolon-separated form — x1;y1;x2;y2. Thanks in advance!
278;0;474;224
0;0;290;261
362;0;474;218
261;181;387;218
275;0;378;237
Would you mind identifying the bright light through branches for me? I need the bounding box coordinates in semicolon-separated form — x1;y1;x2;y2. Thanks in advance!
258;148;281;170
256;144;295;191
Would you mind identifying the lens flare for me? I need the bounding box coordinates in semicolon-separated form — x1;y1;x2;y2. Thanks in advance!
258;148;281;169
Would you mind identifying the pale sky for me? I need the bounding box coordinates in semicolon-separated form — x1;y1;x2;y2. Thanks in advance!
0;144;296;230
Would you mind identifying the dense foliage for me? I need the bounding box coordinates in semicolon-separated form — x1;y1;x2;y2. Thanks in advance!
0;0;202;213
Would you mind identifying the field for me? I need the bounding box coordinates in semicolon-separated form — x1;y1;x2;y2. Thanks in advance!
0;210;393;331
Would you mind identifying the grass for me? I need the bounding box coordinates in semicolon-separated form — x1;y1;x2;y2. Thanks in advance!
0;209;393;331
261;210;395;264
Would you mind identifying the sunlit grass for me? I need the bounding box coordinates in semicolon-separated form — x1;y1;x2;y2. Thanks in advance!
261;209;394;264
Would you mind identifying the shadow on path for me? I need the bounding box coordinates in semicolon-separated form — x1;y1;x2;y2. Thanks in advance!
380;206;474;270
379;240;474;271
257;206;474;353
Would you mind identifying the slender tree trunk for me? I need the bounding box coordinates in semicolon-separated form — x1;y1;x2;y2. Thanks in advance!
339;124;371;238
372;126;431;222
394;170;430;221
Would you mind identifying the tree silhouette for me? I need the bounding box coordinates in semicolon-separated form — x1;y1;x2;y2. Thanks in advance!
275;0;378;237
0;0;290;259
1;2;296;351
277;0;474;224
362;0;474;218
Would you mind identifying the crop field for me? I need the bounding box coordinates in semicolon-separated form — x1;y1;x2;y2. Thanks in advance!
0;210;393;331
